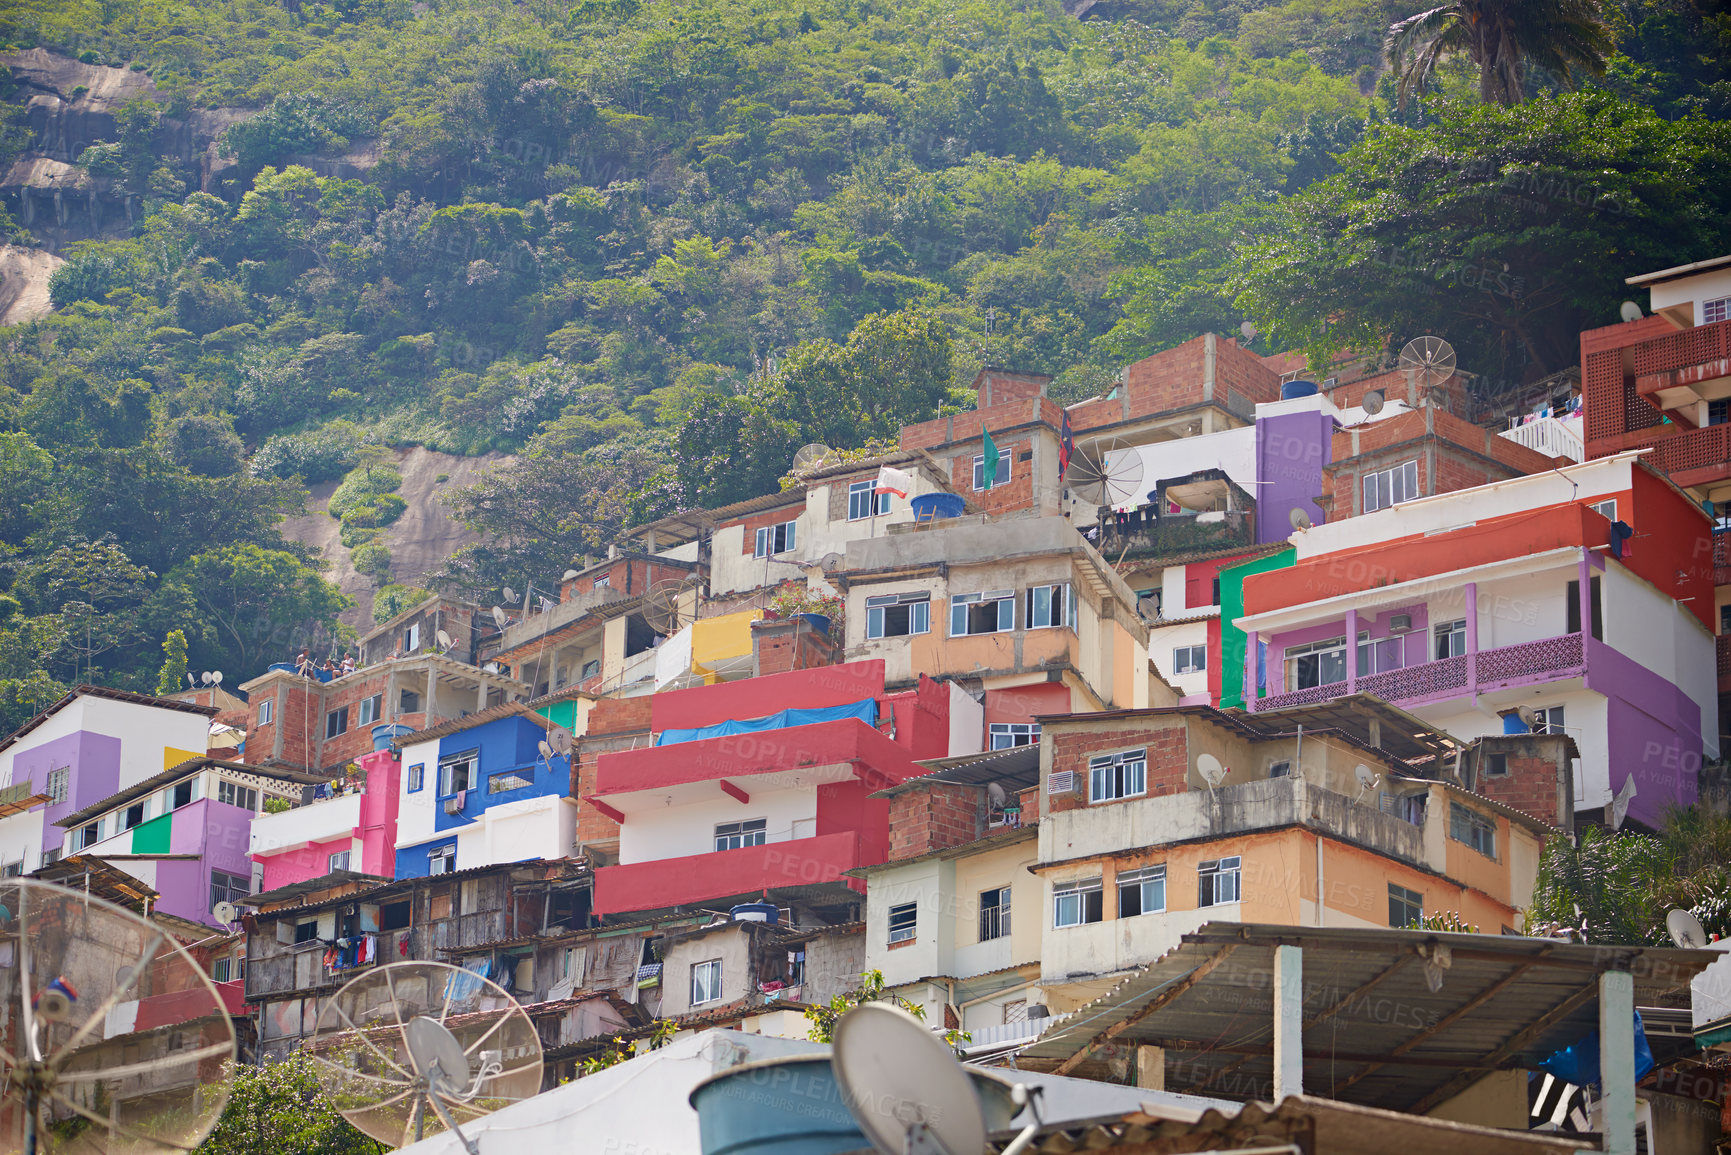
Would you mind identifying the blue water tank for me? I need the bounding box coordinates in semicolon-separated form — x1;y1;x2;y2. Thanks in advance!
797;613;832;637
371;723;416;751
910;493;967;522
1502;712;1531;735
1281;379;1319;399
730;902;779;924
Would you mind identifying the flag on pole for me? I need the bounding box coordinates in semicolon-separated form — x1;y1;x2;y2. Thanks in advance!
981;427;1000;488
1059;411;1075;478
874;465;914;498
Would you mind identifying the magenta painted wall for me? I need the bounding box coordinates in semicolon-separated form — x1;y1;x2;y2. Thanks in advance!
259;836;357;892
1586;639;1702;826
356;750;401;877
155;799;256;927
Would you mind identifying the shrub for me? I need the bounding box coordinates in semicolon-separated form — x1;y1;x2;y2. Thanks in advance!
249;421;364;482
351;540;393;585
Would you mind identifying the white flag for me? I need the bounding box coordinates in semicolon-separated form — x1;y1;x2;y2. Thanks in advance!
874;465;914;498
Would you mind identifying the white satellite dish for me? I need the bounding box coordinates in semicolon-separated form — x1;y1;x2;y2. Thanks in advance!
491;606;509;629
537;739;555;763
1136;596;1160;620
212;900;238;925
0;880;238;1153
1516;704;1539;730
306;961;544;1152
1609;774;1637;831
211;671;222;686
1667;908;1708;949
503;587;518;605
791;443;835;474
436;629;454;652
1068;438;1144;508
200;672;214;686
1196;752;1227;789
833;1003;987;1155
562;569;578;581
1289;506;1313;531
1353;763;1382;804
986;781;1007;808
1620;301;1644;323
1361;389;1385;416
547;727;574;756
185;672;196;687
1239;320;1258;340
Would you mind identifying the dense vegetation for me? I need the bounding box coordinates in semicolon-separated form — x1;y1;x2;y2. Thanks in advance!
0;0;1726;721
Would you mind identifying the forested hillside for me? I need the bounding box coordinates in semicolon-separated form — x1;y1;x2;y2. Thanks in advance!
0;0;1727;728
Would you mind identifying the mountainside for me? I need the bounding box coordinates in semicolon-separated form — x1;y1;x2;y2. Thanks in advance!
0;0;1727;730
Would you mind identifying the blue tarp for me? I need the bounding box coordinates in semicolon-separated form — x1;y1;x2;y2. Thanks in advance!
655;697;879;746
1535;1010;1654;1088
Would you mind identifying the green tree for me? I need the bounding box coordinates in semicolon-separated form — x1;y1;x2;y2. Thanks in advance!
155;545;350;679
196;1051;386;1155
804;970;928;1043
1384;0;1615;106
156;629;189;695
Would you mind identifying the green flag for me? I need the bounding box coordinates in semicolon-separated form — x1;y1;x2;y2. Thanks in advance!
981;427;999;488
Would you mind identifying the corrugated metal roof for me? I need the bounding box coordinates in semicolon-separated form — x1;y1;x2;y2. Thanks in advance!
55;757;334;828
875;743;1042;798
1012;922;1718;1116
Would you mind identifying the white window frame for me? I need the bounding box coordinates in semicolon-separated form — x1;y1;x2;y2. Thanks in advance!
404;622;420;652
439;754;476;796
1053;878;1103;928
357;694;382;726
1089;749;1147;803
988;722;1039;750
973;447;1012;491
691;958;723;1005
1117;865;1167;917
1448;801;1497;859
1356;630;1404;676
1199;856;1242;906
753;520;797;558
1363;459;1418;513
216;781;258;811
325;706;349;739
1389;883;1423;928
888;902;918;944
45;767;68;805
866;592;931;639
257;699;273;727
1588;498;1617;521
1531;705;1566;735
1173;645;1207;675
979;886;1011;941
950;590;1014;637
848;479;891;520
714;818;768;852
1026;583;1077;630
428;844;456;875
1433;619;1466;660
328;850;351;872
75;823;99;850
1704;295;1730;325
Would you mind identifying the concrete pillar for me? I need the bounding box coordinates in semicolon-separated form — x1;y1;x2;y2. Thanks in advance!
1464;581;1478;690
1273;944;1303;1101
477;677;487;712
1345;608;1358;694
1578;550;1593;640
1599;970;1635;1155
1245;630;1259;710
426;666;438;722
1136;1045;1165;1091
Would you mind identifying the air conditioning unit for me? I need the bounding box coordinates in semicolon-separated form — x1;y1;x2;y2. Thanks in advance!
1047;771;1080;796
1389;613;1412;633
443;797;465;816
1323;377;1338;387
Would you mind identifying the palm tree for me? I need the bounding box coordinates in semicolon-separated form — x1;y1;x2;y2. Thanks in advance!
1384;0;1615;107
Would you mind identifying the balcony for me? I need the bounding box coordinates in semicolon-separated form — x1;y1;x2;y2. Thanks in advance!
493;586;628;656
1715;530;1731;588
591;830;861;914
1632;318;1731;410
1499;415;1583;463
1099;509;1255;564
1253;633;1587;712
249;792;361;858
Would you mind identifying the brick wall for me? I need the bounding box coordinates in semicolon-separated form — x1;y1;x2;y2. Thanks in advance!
1471;736;1572;827
1124;337;1209;417
588;696;652;737
1047;725;1188;814
946;434;1035;516
886;784;984;860
1323;407;1558;516
975;368;1050;408
734;504;805;553
753;618;842;676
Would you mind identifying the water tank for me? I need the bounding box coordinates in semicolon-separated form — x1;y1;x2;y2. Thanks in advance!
1281;379;1319;399
730;902;779;924
371;723;416;751
1502;712;1532;735
910;493;966;522
796;613;832;637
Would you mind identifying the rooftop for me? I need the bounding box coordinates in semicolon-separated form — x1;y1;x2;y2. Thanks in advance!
56;757;331;827
0;684;219;756
1625;253;1731;287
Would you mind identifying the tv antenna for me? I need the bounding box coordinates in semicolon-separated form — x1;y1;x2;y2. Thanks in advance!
1398;336;1456;390
790;443;835;476
1067;438;1144;508
1667;908;1707;950
0;880;238;1155
642;577;696;636
306;962;543;1155
1196;752;1227;791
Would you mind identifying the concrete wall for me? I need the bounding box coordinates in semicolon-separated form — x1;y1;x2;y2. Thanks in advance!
1147;619;1211;700
394;736;443;851
620;784;819;866
453;793;578;868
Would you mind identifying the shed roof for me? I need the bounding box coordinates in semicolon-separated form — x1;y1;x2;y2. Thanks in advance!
874;743;1041;799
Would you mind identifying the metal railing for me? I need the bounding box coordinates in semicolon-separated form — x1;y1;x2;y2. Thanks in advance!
1499;415;1584;462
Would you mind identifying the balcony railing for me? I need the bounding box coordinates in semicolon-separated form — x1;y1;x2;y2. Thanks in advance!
1631;317;1731;381
1499;415;1583;463
1254;632;1586;712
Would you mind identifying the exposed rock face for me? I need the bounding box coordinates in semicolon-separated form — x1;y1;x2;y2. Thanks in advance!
0;244;63;324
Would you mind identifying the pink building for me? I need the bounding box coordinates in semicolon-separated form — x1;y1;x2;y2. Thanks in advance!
248;749;403;890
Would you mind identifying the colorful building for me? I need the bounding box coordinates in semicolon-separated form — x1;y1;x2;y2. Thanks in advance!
248;748;403;891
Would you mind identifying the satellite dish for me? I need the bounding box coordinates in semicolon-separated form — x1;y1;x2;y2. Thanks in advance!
1196;752;1227;789
1399;336;1457;390
491;606;509;629
502;587;518;605
1239;320;1258;340
212;900;238;925
643;577;695;636
0;880;237;1153
1289;506;1314;531
1353;763;1383;803
200;672;214;686
186;673;196;687
211;671;222;686
1620;301;1644;323
986;782;1007;808
306;961;543;1151
547;728;574;756
1516;704;1539;730
436;629;454;652
818;552;846;574
791;443;835;474
1361;389;1385;416
833;1003;987;1155
537;740;554;763
1668;908;1708;949
1136;596;1160;620
1068;438;1145;507
562;570;578;581
1609;774;1637;831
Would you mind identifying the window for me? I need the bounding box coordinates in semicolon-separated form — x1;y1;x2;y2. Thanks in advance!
212;957;233;983
1449;802;1497;858
1389;884;1423;928
357;694;382;726
1363;459;1418;513
75;823;99;850
1267;760;1291;778
1357;632;1404;676
328;851;350;872
580;658;601;680
988;723;1039;750
848;479;891;520
715;819;767;851
404;623;420;652
979;887;1011;941
325;707;349;739
1198;857;1242;906
866;592;931;639
0;862;19;878
1433;619;1466;660
488;770;534;793
407;764;424;793
1286;636;1347;690
40;848;60;867
1090;749;1147;803
122;802;146;830
257;699;273;727
592;575;610;590
1117;865;1167;917
428;845;456;875
1053;879;1104;928
439;755;475;796
1173;645;1208;675
171;779;193;809
1588;499;1617;520
691;959;723;1005
1483;752;1509;778
950;590;1014;636
973;447;1012;491
295;921;320;944
753;520;797;558
888;903;918;944
217;781;258;811
1711;399;1731;427
45;768;68;805
1210;576;1221;608
209;868;250;910
1565;577;1603;640
399;689;422;713
1530;705;1566;735
1705;295;1731;325
1026;583;1076;630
